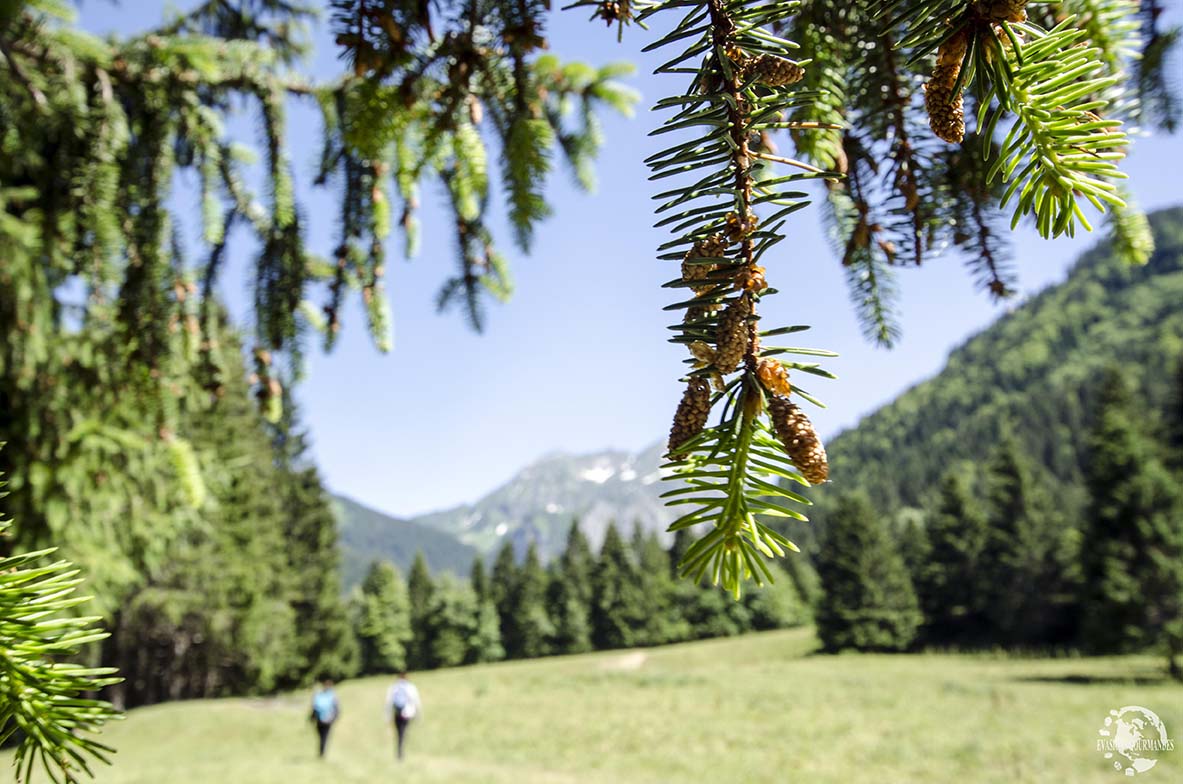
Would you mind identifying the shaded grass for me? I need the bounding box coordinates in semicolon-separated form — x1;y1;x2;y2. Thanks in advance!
8;628;1181;783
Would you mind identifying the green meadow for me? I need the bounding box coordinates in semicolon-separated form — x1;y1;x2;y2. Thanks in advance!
12;628;1181;784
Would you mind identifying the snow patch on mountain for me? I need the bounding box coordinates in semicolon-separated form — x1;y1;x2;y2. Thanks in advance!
579;465;615;484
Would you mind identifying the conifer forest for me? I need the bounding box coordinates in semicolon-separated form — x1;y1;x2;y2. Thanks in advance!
0;0;1180;781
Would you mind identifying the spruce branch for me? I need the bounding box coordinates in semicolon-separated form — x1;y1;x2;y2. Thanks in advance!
0;466;122;784
622;0;836;595
978;22;1129;237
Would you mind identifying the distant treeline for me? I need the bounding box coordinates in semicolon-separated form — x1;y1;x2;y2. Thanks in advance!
349;522;812;675
811;362;1183;677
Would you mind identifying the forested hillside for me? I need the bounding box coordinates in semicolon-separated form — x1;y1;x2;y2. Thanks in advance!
812;206;1183;527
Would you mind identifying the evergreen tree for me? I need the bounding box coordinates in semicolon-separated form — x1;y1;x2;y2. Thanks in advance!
505;542;554;659
632;527;690;645
894;511;930;588
980;438;1080;646
815;493;921;652
468;554;505;662
471;556;491;604
354;560;413;674
546;522;594;654
916;471;990;644
406;552;435;669
744;568;811;631
112;337;299;704
276;419;357;682
558;521;595;606
591;523;646;650
1081;370;1183;675
1167;356;1183;475
490;541;520;654
1165;356;1183;676
470;590;507;664
782;553;823;609
422;575;480;669
546;576;594;656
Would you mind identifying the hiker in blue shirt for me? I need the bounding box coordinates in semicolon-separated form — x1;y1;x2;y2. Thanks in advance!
310;678;340;758
385;671;422;761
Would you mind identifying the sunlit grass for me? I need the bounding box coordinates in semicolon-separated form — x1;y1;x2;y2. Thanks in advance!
10;628;1181;783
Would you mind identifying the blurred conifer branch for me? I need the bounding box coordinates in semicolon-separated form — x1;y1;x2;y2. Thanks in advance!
0;0;637;433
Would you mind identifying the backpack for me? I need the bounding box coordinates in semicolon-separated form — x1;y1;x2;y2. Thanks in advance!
391;684;409;712
312;690;337;723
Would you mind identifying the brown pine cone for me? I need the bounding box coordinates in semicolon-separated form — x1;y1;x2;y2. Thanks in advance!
668;377;712;458
714;297;751;373
749;55;805;87
681;234;728;293
926;32;968;143
925;64;965;143
768;395;829;484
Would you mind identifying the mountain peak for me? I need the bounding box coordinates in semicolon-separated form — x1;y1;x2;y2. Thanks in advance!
406;443;673;558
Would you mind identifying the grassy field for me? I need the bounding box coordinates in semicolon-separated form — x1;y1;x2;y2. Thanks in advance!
9;628;1182;783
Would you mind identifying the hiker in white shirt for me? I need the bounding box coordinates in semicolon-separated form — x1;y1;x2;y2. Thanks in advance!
385;671;421;761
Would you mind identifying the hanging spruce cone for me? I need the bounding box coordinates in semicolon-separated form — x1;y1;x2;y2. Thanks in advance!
714;297;750;373
681;234;728;293
768;395;829;484
925;31;968;143
668;377;712;459
749;55;805;87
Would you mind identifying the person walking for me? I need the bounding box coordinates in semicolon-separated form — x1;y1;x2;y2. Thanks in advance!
385;671;421;761
310;678;340;759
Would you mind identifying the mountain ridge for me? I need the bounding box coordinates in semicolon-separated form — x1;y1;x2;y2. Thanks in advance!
332;493;480;589
405;441;676;559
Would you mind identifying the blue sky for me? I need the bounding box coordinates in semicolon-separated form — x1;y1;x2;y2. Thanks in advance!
82;2;1181;517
